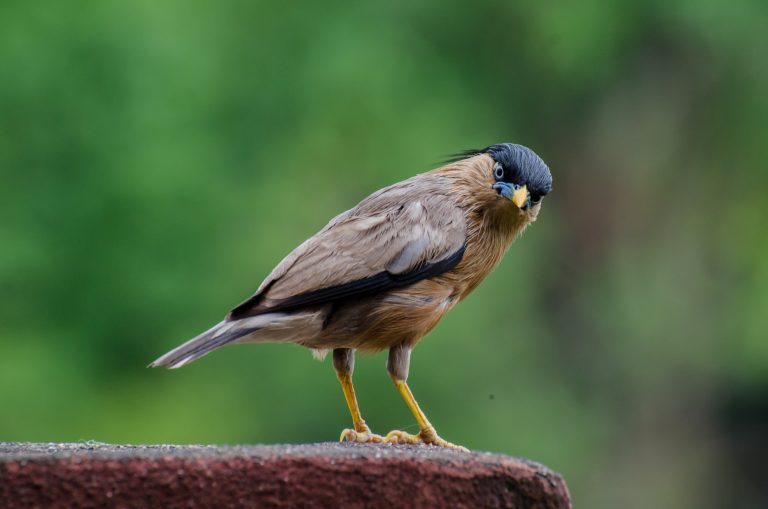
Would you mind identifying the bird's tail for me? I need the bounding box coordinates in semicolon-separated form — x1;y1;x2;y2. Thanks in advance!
150;311;323;369
149;320;248;369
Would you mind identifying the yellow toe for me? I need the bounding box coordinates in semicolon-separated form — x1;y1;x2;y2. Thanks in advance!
340;427;385;444
384;428;469;452
384;430;420;445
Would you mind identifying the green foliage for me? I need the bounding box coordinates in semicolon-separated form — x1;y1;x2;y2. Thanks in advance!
1;1;766;507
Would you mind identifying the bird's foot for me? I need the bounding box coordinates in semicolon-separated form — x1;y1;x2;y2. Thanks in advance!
384;427;469;452
340;424;385;444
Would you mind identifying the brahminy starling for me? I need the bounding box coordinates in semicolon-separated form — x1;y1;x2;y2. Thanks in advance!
151;143;552;450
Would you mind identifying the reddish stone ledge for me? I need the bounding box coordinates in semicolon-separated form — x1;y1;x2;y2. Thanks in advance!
0;442;571;508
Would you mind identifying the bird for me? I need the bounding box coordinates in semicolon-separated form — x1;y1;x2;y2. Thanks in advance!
151;142;552;450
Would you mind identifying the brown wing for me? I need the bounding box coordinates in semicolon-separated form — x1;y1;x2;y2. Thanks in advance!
229;173;467;319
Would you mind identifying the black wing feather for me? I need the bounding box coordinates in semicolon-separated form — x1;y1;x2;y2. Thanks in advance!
229;244;465;319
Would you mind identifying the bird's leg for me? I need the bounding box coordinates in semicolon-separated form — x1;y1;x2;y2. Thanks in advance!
334;348;384;444
384;344;468;451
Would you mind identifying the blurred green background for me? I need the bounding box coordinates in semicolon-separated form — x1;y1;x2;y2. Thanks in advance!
1;1;766;507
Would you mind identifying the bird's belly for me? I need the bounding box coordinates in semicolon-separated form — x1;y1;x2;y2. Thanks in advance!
308;279;457;352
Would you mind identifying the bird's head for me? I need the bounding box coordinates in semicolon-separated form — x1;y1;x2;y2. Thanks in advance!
449;143;552;216
483;143;552;212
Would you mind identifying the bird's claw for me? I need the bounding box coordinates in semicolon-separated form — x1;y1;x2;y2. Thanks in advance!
384;428;469;452
340;425;385;444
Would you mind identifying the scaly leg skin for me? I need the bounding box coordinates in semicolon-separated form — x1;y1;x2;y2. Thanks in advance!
337;372;385;444
384;380;469;452
384;344;469;452
333;349;385;444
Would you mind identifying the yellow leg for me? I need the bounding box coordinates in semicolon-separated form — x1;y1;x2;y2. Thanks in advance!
394;380;434;432
385;379;469;452
338;372;367;432
337;372;384;444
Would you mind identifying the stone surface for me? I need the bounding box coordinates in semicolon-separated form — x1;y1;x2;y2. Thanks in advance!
0;442;571;508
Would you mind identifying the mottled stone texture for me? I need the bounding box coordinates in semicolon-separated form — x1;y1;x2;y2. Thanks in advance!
0;442;571;508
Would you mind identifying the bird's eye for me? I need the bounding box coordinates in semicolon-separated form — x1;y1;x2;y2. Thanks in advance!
493;163;504;180
530;193;541;204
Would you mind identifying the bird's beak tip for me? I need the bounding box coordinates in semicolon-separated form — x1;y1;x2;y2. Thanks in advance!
511;185;528;209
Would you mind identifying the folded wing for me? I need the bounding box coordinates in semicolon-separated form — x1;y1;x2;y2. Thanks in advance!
229;174;467;319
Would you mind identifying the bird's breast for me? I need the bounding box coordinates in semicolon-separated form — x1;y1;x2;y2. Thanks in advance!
446;206;528;301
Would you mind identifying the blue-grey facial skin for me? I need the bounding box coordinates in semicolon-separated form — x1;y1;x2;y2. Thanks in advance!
492;181;531;210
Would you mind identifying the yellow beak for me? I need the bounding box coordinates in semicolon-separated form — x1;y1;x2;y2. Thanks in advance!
511;185;529;209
